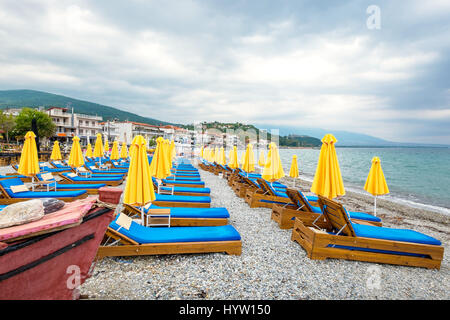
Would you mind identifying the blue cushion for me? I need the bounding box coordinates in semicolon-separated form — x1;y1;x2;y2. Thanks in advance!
347;211;382;223
351;223;441;245
110;218;240;244
309;205;381;222
154;194;211;203
62;173;122;182
142;204;229;218
160;186;210;194
162;179;204;186
90;173;124;178
0;178;87;198
166;176;201;181
90;169;127;174
55;183;106;189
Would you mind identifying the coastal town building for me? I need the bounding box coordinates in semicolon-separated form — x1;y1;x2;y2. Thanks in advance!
45;106;103;145
114;121;163;146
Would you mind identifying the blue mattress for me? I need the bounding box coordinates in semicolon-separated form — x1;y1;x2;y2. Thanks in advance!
110;218;240;244
62;173;122;182
142;204;229;218
55;183;106;189
162;179;205;186
0;177;87;198
166;176;201;181
160;186;210;194
40;166;71;173
154;194;211;203
89;169;127;174
352;223;441;245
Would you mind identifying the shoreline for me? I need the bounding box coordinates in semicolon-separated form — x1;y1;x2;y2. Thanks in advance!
280;175;450;227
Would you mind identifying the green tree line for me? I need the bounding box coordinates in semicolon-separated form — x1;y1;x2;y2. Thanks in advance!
0;107;56;143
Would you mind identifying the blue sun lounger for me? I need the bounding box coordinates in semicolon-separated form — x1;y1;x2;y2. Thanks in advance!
97;214;242;257
58;172;123;186
0;177;88;204
271;188;382;229
291;195;444;269
35;173;106;194
152;193;211;208
123;203;229;226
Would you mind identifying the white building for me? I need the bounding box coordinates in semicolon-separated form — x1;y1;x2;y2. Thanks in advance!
115;121;163;146
46;106;103;145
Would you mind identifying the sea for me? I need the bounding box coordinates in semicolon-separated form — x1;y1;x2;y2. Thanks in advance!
239;147;450;215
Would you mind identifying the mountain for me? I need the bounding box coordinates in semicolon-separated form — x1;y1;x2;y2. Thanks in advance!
0;89;172;126
253;124;450;147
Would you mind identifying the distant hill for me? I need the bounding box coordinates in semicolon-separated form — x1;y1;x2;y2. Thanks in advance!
0;89;172;126
184;121;321;147
279;134;322;147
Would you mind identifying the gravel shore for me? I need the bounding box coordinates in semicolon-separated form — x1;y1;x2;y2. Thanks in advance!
3;163;448;299
76;162;450;300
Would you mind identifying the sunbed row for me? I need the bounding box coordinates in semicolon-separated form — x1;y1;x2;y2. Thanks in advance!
200;159;444;270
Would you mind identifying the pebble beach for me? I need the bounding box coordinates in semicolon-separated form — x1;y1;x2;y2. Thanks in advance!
64;161;450;300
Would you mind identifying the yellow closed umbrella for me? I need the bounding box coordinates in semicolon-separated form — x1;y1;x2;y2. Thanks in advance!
364;156;389;216
85;143;93;158
120;141;128;159
242;143;255;173
199;146;204;159
262;142;285;182
289;155;299;187
123;135;155;224
149;137;170;180
239;151;245;168
104;136;109;154
68;136;85;168
218;147;226;165
228;146;239;169
214;146;219;163
170;140;176;165
50;141;62;160
310;134;345;199
110;140;120;160
93;133;104;158
209;147;215;163
163;139;172;176
18;131;40;177
258;150;265;167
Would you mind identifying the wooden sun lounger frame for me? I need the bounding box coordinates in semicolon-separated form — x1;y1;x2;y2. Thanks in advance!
97;227;242;258
122;204;227;226
152;199;211;208
244;178;292;208
56;173;123;187
232;175;258;198
48;161;72;171
271;188;382;229
82;165;128;177
0;178;89;204
291;195;444;269
152;181;210;197
163;180;205;188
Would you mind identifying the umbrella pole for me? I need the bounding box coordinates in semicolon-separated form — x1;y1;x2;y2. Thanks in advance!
374;195;377;217
140;205;145;226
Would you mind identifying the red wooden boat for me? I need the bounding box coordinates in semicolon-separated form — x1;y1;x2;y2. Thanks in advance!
0;188;122;300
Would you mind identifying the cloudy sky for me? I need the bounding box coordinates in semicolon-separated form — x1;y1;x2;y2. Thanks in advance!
0;0;449;144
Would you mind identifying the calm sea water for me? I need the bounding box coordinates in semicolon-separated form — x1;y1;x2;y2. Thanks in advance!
239;147;450;214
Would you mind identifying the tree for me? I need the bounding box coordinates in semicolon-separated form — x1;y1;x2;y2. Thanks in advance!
11;108;56;140
148;136;157;147
0;111;16;143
